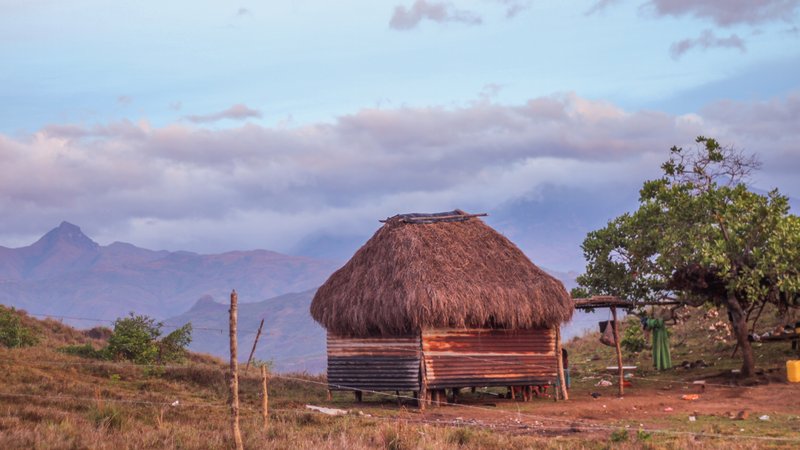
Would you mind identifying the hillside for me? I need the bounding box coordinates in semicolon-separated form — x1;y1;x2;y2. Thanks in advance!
2;304;799;449
0;222;340;320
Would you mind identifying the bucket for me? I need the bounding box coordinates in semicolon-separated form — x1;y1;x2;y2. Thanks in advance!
788;360;800;383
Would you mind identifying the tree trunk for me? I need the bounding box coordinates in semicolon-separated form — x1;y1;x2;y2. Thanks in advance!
725;292;755;378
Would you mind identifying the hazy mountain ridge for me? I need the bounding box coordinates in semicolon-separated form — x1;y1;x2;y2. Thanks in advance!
165;290;325;373
0;221;594;374
0;222;341;320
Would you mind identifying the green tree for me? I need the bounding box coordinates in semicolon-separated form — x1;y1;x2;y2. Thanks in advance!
158;323;193;363
107;313;192;364
0;307;39;348
577;137;800;377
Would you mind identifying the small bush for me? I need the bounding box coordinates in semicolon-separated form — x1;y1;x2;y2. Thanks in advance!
0;308;39;348
105;313;192;364
621;317;646;354
58;343;108;359
84;326;113;340
157;323;192;363
610;428;629;443
107;314;161;364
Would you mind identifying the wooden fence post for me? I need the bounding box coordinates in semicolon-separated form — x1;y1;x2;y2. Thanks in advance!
245;318;265;374
611;306;624;397
555;326;568;401
261;365;269;431
229;290;244;450
418;330;427;411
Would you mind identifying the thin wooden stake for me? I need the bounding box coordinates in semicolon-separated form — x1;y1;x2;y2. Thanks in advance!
261;365;269;430
611;306;624;397
418;330;427;411
555;326;569;401
229;290;244;450
245;318;265;374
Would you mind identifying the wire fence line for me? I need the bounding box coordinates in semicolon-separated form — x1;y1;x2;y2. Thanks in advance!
24;311;277;335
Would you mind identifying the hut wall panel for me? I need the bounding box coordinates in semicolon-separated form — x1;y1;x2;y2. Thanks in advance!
327;333;420;391
422;328;557;389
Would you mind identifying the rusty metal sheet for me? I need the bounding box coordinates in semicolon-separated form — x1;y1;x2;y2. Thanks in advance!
422;328;557;389
326;333;421;391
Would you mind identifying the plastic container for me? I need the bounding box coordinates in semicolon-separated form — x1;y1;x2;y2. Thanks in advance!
788;360;800;383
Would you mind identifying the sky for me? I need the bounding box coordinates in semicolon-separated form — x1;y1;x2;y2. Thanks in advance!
1;0;799;272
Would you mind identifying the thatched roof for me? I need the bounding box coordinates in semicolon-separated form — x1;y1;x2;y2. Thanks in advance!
310;210;573;337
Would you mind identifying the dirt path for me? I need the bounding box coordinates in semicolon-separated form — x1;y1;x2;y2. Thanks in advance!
357;380;800;442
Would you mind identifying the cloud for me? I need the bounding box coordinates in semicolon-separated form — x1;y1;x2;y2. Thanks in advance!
669;29;746;59
1;93;797;260
586;0;623;15
589;1;799;26
184;104;262;124
646;0;800;27
493;0;532;18
389;1;482;30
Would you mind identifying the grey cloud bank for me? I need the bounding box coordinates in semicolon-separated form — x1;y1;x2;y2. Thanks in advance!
0;93;798;271
647;0;800;27
185;104;262;124
390;1;482;30
670;29;746;59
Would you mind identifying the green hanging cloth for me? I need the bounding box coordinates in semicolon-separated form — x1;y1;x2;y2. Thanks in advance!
646;318;672;370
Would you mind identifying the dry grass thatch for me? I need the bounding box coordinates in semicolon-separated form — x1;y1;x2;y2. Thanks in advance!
310;211;573;337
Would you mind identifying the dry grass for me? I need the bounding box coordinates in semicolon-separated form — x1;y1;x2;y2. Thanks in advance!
311;210;573;337
2;306;799;449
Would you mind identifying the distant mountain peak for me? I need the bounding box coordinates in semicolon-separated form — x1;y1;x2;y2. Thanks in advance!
58;220;79;230
41;221;99;250
188;295;222;312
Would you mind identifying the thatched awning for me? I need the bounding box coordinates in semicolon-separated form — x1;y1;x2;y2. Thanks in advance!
310;210;573;337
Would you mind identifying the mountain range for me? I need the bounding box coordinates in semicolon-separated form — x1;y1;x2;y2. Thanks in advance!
0;222;599;373
0;221;339;321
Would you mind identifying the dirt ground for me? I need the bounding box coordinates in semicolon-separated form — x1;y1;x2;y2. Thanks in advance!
341;375;800;444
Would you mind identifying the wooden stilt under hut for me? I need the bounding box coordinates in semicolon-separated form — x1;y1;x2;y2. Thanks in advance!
310;210;574;407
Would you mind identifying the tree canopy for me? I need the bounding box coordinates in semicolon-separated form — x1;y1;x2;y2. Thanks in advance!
576;137;800;376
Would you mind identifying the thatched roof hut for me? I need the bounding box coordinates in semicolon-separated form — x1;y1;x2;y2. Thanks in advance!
311;210;573;337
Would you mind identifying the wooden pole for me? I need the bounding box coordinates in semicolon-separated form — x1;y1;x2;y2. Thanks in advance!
611;306;624;397
229;290;244;450
418;330;427;411
245;318;265;374
555;326;569;401
261;365;269;431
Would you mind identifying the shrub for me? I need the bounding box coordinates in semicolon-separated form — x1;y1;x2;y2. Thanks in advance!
106;313;192;364
621;317;646;354
107;314;161;364
0;307;39;348
84;326;113;340
610;428;629;443
158;323;193;363
58;343;108;359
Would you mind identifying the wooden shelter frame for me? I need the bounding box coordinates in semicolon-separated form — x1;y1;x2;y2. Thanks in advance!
572;296;680;397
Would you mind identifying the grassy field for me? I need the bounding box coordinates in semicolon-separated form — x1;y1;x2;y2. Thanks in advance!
1;304;799;449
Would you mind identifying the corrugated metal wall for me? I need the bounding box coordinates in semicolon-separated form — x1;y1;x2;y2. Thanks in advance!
422;328;557;389
326;333;421;391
